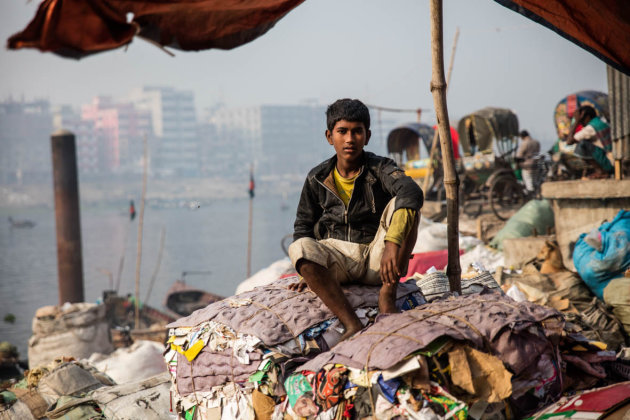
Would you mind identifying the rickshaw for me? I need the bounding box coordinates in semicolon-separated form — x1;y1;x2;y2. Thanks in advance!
551;91;609;179
386;123;443;199
456;107;525;220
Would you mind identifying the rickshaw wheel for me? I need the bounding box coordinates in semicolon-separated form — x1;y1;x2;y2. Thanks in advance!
489;175;526;221
460;175;482;218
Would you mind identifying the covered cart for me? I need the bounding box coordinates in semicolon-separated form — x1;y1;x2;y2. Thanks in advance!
456;107;527;220
387;123;462;201
387;122;435;178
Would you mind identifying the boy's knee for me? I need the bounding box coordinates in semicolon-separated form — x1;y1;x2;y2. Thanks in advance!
296;259;324;276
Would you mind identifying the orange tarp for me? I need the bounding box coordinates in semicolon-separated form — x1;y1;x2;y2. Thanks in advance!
7;0;305;59
495;0;630;76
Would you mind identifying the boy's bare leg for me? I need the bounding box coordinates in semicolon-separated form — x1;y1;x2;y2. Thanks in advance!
379;215;420;314
294;260;364;340
379;281;398;314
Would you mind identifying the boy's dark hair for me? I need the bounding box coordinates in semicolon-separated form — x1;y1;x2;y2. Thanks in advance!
326;99;370;131
578;105;597;120
519;130;529;138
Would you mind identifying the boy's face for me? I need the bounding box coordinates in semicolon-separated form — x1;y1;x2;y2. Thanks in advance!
326;119;370;166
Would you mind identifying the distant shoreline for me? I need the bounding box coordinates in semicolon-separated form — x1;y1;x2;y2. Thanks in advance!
0;176;304;208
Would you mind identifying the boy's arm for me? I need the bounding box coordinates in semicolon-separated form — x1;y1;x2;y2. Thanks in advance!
377;159;422;285
381;208;417;285
293;177;322;241
379;159;424;212
384;208;416;246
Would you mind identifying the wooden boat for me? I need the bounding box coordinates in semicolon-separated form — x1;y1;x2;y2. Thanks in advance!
8;216;35;228
164;279;224;318
102;290;177;348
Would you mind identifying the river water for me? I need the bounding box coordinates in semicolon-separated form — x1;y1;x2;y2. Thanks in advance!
0;193;298;356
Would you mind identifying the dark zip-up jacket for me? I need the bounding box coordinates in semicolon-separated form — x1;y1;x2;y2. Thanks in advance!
293;151;424;244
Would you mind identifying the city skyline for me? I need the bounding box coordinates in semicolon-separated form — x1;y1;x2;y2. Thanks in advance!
2;88;394;184
1;0;608;145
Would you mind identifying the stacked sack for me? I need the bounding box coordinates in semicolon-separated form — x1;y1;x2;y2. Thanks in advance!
28;302;114;369
0;357;172;420
163;275;424;419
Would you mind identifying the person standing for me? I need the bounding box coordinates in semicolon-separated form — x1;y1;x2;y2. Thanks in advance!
516;130;541;194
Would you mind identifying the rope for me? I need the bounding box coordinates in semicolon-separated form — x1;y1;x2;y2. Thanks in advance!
180;283;321;409
356;297;525;415
365;103;429;113
249;300;303;352
224;287;315;401
359;304;469;414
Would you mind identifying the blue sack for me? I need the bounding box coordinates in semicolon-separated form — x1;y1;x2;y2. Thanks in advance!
573;210;630;299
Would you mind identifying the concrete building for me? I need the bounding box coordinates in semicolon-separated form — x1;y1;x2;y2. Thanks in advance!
205;102;402;182
129;87;199;177
203;105;260;180
53;105;100;176
0;99;52;184
81;96;152;174
258;104;329;178
205;102;333;182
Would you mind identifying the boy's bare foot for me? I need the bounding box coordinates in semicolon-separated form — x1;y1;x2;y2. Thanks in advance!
339;319;364;342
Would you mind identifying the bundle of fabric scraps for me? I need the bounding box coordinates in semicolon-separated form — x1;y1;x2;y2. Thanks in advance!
281;290;625;419
163;276;425;419
412;264;503;302
499;263;628;351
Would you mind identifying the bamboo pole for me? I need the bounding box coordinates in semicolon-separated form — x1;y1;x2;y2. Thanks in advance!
246;164;254;278
430;0;461;293
422;27;459;194
134;134;148;329
144;226;166;303
114;225;128;292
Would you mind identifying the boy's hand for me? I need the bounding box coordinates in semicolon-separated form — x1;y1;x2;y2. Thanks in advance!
381;241;401;285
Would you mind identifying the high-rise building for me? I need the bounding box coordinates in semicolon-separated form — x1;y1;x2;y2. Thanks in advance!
0;99;52;184
53;105;101;176
203;105;260;180
205;102;330;180
203;102;409;184
128;87;199;177
258;103;328;178
81;96;152;174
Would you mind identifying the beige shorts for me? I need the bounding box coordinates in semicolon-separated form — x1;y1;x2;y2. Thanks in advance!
288;198;404;285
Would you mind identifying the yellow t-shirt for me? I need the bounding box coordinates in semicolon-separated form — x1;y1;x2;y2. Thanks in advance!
333;167;416;246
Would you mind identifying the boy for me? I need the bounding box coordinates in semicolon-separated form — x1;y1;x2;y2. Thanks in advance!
288;99;424;340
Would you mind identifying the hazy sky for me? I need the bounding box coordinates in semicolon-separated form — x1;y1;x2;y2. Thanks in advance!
1;0;607;144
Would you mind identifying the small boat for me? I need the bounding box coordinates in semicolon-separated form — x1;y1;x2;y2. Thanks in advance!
8;216;35;228
164;277;224;318
103;290;177;348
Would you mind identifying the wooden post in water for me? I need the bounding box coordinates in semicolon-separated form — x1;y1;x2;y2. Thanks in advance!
51;129;85;304
134;134;148;329
430;0;462;293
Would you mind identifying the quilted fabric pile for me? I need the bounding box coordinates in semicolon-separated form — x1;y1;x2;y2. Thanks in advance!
164;278;622;419
163;275;425;419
